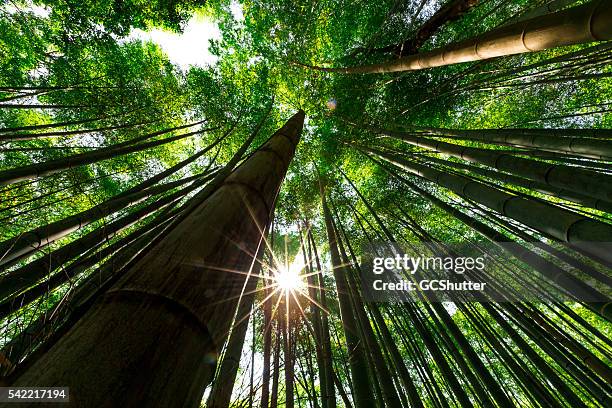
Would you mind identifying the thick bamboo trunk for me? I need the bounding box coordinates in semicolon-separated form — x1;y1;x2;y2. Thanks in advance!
0;173;216;303
372;127;612;202
320;189;375;408
411;126;612;159
363;146;612;265
0;199;182;320
300;0;612;74
420;154;612;213
0;169;215;267
372;156;612;319
11;111;305;407
1;216;178;378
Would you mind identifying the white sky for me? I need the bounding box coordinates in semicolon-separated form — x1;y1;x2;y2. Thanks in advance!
124;1;244;71
4;1;246;71
124;13;222;71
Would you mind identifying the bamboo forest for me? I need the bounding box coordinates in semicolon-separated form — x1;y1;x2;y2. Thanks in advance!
1;0;612;406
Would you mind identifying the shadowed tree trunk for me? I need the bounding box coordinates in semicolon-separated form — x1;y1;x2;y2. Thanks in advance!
0;123;219;185
417;154;612;213
365;0;480;57
368;153;612;320
270;322;281;408
298;0;612;74
320;184;376;408
0;213;178;378
306;227;337;408
365;126;612;202
206;276;258;408
407;126;612;159
361;145;612;266
11;110;305;407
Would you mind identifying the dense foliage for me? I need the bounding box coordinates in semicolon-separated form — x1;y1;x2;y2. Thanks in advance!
0;0;610;407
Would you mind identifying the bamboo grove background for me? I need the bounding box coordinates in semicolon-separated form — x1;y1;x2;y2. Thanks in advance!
0;0;611;407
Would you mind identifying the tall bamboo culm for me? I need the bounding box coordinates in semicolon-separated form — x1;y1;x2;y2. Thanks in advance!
11;111;305;407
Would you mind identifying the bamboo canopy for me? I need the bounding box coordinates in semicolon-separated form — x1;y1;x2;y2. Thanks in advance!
298;0;612;74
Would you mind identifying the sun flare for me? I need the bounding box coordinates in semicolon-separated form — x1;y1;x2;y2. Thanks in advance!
274;256;305;292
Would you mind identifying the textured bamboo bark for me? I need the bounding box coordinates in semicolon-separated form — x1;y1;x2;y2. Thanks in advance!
412;126;612;159
374;156;612;320
0;173;216;304
0;199;182;320
12;111;304;407
320;188;375;408
420;154;612;213
1;216;177;378
206;278;258;408
0;166;217;267
373;127;612;202
0;124;218;185
299;0;612;74
363;146;612;265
